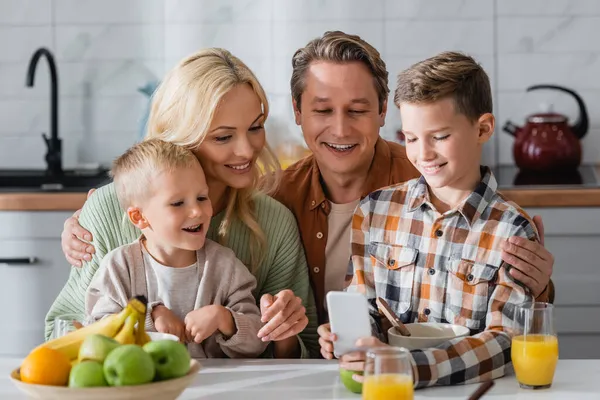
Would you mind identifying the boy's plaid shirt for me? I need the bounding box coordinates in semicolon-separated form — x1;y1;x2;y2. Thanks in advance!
346;167;538;388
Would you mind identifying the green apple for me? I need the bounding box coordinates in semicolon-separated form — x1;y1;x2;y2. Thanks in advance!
103;344;155;386
78;334;120;363
69;361;108;388
339;367;363;394
143;340;191;381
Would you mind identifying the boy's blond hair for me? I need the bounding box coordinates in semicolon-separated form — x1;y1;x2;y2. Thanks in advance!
394;51;492;121
111;139;200;210
291;30;389;113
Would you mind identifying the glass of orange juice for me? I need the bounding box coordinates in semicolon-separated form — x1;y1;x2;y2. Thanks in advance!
512;302;559;390
362;347;413;400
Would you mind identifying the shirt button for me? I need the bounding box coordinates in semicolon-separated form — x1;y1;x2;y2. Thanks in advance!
311;200;316;206
435;230;443;237
424;308;431;316
428;269;435;275
467;274;474;282
316;232;323;239
321;203;325;209
389;259;396;267
313;267;320;273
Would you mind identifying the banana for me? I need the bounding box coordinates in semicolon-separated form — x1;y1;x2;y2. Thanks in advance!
133;299;150;345
129;295;147;317
114;314;138;345
35;306;133;360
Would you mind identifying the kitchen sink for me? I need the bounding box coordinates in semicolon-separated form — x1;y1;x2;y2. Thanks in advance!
0;168;111;192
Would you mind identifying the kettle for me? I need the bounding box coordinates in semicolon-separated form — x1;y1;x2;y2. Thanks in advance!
503;84;589;172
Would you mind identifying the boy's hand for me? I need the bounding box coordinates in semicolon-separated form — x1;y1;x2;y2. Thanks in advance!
317;323;337;359
151;305;187;343
184;305;236;344
339;337;387;383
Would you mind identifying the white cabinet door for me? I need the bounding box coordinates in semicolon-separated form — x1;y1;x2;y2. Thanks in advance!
0;211;72;356
524;207;600;359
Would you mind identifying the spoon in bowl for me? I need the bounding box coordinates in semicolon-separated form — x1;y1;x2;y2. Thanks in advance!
376;297;411;337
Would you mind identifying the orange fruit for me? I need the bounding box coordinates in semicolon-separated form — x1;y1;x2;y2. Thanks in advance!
20;347;72;386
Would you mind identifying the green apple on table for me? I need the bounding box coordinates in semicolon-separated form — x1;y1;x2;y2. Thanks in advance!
339;367;363;394
143;340;191;380
69;361;108;388
78;334;120;363
103;344;156;386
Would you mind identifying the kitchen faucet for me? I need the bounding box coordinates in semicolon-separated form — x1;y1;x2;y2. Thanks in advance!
26;47;62;177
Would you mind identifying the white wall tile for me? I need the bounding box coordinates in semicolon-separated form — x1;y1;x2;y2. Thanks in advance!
272;21;384;60
273;0;383;21
497;0;600;16
61;96;147;135
0;0;51;25
270;57;293;96
76;132;138;166
384;0;493;20
59;60;164;97
54;0;165;24
166;0;273;23
165;23;271;61
0;136;46;168
265;93;299;144
0;27;52;62
55;25;164;61
497;54;600;91
0;63;49;98
498;17;600;54
384;20;493;57
0;100;47;135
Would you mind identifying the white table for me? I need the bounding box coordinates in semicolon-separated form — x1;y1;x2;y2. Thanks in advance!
1;358;598;399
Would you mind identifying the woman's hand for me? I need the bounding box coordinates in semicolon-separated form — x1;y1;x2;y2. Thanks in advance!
257;290;308;342
61;189;96;267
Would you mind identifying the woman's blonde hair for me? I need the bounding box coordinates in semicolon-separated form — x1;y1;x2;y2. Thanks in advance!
145;48;281;272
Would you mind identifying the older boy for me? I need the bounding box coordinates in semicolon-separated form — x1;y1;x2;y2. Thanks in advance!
320;52;538;387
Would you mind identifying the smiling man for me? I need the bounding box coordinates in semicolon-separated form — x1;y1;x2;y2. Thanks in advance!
272;31;555;323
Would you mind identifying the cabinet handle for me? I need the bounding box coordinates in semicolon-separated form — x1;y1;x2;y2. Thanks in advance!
0;257;38;265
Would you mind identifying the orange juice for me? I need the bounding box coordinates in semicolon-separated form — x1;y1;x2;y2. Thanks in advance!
362;374;413;400
512;334;559;387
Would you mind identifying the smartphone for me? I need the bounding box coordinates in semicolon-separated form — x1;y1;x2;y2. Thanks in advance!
326;291;372;358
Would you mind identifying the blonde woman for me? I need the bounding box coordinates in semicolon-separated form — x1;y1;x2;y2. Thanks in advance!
47;49;318;358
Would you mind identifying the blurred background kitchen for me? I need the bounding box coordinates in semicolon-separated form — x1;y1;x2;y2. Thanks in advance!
1;0;599;359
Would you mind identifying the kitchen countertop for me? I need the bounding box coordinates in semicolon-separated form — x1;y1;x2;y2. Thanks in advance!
1;358;599;399
0;192;88;211
0;165;599;211
500;186;600;207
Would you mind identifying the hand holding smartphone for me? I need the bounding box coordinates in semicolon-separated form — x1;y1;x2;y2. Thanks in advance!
326;291;372;358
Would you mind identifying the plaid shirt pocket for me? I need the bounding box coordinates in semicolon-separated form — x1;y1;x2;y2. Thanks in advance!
369;242;418;315
444;259;498;330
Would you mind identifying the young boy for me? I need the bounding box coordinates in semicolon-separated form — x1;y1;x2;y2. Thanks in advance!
85;139;268;359
318;52;538;387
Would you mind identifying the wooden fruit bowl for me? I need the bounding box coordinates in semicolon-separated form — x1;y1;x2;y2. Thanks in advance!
10;359;201;400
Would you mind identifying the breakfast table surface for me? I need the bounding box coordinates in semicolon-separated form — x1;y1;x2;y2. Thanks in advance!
0;357;598;399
